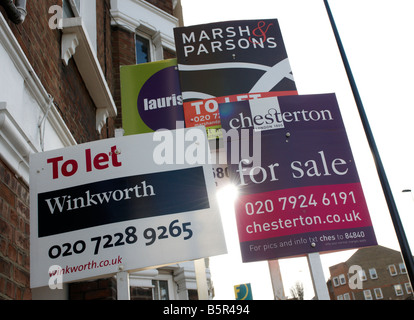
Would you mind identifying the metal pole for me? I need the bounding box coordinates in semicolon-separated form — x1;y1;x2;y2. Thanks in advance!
194;259;209;300
117;270;130;300
323;0;414;285
268;260;286;300
307;253;330;300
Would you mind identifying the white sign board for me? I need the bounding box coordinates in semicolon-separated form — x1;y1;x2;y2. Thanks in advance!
30;128;227;288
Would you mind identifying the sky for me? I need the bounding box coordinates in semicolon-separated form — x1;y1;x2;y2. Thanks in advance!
180;0;414;299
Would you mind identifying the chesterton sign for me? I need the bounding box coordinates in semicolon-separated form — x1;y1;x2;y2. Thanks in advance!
30;128;227;288
219;93;377;262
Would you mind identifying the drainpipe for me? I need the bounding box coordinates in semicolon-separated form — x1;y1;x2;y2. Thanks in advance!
0;0;27;24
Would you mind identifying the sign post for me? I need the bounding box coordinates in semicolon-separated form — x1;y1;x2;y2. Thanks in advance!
116;269;131;300
194;259;209;300
307;253;330;300
268;260;285;300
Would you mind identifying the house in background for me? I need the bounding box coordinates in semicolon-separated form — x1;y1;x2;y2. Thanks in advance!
0;0;213;300
327;245;413;300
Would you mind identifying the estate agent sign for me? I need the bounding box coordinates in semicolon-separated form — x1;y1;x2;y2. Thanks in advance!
219;93;377;262
30;128;227;288
174;19;297;136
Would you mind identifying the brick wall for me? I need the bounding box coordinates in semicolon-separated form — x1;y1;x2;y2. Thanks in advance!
328;246;412;300
145;0;173;15
1;0;115;143
111;26;136;129
96;0;116;139
0;160;31;300
0;0;175;300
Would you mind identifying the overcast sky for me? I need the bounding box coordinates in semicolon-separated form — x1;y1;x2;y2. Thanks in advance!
180;0;414;299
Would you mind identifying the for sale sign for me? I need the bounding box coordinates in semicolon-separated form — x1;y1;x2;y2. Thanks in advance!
174;19;297;136
30;128;227;288
219;93;377;262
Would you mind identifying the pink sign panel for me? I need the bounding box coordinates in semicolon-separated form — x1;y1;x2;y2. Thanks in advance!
219;93;377;262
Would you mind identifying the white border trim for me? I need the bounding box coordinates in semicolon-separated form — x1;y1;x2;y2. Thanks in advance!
110;0;178;53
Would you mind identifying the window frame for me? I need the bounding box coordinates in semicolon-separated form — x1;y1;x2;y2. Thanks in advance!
389;264;398;276
405;282;412;294
363;289;372;300
373;288;383;299
339;274;346;285
394;284;404;296
135;32;154;64
151;272;176;300
358;269;367;281
63;0;81;18
152;280;170;300
369;268;378;280
333;276;340;287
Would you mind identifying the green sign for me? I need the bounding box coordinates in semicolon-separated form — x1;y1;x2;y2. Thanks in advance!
120;59;184;135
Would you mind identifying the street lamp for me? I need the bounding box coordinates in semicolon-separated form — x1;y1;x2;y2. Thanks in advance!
324;0;414;287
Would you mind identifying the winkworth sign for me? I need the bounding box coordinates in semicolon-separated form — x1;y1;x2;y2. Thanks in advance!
30;128;227;288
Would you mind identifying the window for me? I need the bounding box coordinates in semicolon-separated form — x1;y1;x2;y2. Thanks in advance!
63;0;81;18
369;268;378;279
337;294;343;300
373;288;383;299
188;290;199;300
130;287;153;300
333;277;339;287
399;263;407;274
152;280;169;300
394;284;403;296
363;290;372;300
358;269;367;281
339;274;346;285
136;34;151;64
343;293;351;300
405;282;412;294
389;265;397;276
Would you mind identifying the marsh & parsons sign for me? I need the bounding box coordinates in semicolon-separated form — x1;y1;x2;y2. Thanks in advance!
30;128;226;288
174;19;297;135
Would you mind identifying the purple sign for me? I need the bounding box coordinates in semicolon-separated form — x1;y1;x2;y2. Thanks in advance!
121;59;184;135
219;93;377;262
137;66;184;131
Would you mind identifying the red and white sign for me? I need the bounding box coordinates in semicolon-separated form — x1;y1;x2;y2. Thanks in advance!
30;128;227;288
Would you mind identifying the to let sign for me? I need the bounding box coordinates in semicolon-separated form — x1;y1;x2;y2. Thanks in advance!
30;128;227;288
219;93;377;262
